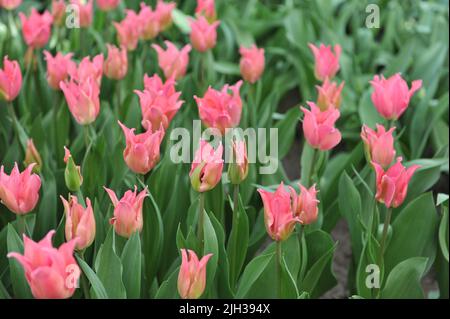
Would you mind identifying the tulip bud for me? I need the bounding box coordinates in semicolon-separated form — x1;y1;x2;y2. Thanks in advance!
71;0;93;28
19;9;53;49
239;45;265;84
291;183;319;225
138;3;161;40
178;249;212;299
189;16;220;53
24;139;42;173
52;0;66;27
0;56;23;102
190;139;223;192
155;0;176;31
195;0;216;22
361;124;396;169
152;41;191;80
114;10;141;51
308;43;341;82
63;146;83;192
97;0;120;11
316;78;344;111
104;44;128;80
227;140;248;185
1;0;22;10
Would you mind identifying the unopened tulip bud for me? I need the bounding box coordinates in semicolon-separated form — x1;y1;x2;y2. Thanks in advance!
24;139;42;173
189;16;220;53
227;140;248;185
308;43;341;81
239;45;265;84
361;124;396;168
190;139;223;192
0;56;22;102
291;183;319;225
104;44;128;80
178;249;212;299
63;146;83;192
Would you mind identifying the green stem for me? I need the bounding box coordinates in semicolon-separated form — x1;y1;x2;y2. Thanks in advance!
83;125;90;149
233;184;239;213
197;192;205;249
276;240;282;299
307;148;318;187
16;214;26;237
78;251;91;299
378;206;392;263
137;174;146;190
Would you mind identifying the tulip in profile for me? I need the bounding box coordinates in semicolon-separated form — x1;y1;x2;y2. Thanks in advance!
361;124;396;168
373;157;420;208
114;10;141;51
227;139;249;185
138;3;161;40
104;186;148;238
308;43;341;81
190;139;224;193
7;230;80;299
19;9;53;49
194;81;243;134
316;78;344;110
71;54;104;86
155;0;176;30
239;45;265;84
153;41;192;80
97;0;120;11
61;195;96;251
0;163;41;215
301;102;342;151
195;0;216;22
52;0;66;26
118;121;165;175
71;0;93;27
189;16;220;52
104;44;128;80
0;56;22;102
43;51;76;90
370;73;422;120
291;184;319;225
63;146;83;192
0;0;22;10
178;249;212;299
24;139;42;173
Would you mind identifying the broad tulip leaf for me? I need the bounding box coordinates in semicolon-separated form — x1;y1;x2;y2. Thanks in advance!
235;252;274;298
121;232;142;298
76;256;108;299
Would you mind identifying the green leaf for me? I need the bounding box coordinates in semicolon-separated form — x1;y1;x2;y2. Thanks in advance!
33;172;57;240
213;61;240;76
121;232;142;298
235;252;274;298
438;205;449;262
274;107;300;159
172;8;191;33
203;212;219;296
155;266;180;299
76;256;108;299
358;90;386;128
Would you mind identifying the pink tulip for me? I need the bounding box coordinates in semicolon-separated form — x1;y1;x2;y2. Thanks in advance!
103;44;128;80
178;249;212;299
316;78;345;111
308;43;341;81
195;0;216;22
70;54;104;86
301;101;342;151
96;0;120;11
370;73;422;120
43;51;76;90
135;74;184;131
61;195;96;251
0;0;22;10
52;0;66;26
152;41;191;80
257;182;301;241
7;230;80;299
0;56;22;102
194;81;243;134
227;139;249;185
189;16;220;52
104;186;148;238
291;184;319;225
118;121;165;175
60;77;100;125
24;139;43;173
19;9;53;49
114;10;141;51
0;163;41;215
239;45;265;84
190;139;223;192
138;3;161;40
70;0;93;27
361;124;396;168
155;0;176;30
373;157;420;208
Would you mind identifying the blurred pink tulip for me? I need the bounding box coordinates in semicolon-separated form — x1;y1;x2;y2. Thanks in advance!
52;0;66;26
370;73;422;120
71;54;104;86
227;139;248;185
152;41;191;80
195;0;216;22
19;9;53;49
315;78;344;110
70;0;93;27
189;16;220;52
0;0;22;10
0;56;22;102
308;43;341;81
194;81;243;134
155;0;176;30
239;44;265;84
190;139;223;193
178;249;212;299
43;51;76;90
114;10;141;51
103;44;128;80
291;183;319;225
0;163;41;215
96;0;120;11
138;3;161;40
24;139;42;173
361;124;396;169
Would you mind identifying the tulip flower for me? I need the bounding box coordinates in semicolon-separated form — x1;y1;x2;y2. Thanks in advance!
361;124;396;168
0;163;41;215
291;183;319;225
153;41;192;80
70;0;93;27
0;0;22;10
24;139;42;173
227;139;249;185
60;77;100;125
189;16;220;52
370;73;422;120
155;0;176;31
104;186;148;238
138;3;161;40
7;230;80;299
0;56;22;102
63;146;83;192
61;195;96;251
194;81;243;134
19;9;53;49
315;78;345;111
257;182;301;241
308;43;341;81
178;249;212;299
43;51;76;90
114;10;141;51
300;101;342;151
103;44;128;80
135;74;184;131
195;0;216;22
239;45;265;84
373;157;420;208
52;0;66;26
118;121;165;175
71;54;104;86
190;139;224;193
96;0;120;11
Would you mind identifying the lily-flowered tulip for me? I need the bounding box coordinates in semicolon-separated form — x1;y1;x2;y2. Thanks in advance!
316;78;345;111
373;157;420;208
138;3;161;40
135;74;184;131
291;184;319;225
189;16;220;52
104;186;148;238
114;10;141;51
239;45;265;84
24;139;42;173
370;73;422;120
63;146;83;192
194;81;243;134
0;56;22;102
301;101;342;151
361;124;396;168
7;230;80;299
178;249;212;299
118;121;165;174
155;0;176;30
195;0;216;22
308;43;341;81
104;44;128;80
190;139;224;193
0;163;41;215
71;54;104;86
227;139;249;185
61;195;96;251
153;41;192;80
96;0;120;11
43;51;76;90
19;9;53;49
71;0;93;27
257;183;301;241
0;0;22;10
52;0;66;26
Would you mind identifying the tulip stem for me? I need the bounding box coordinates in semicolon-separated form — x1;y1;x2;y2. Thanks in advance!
276;240;282;299
6;101;22;149
197;192;205;249
306;148;318;187
378;206;392;264
16;214;27;237
233;184;239;213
